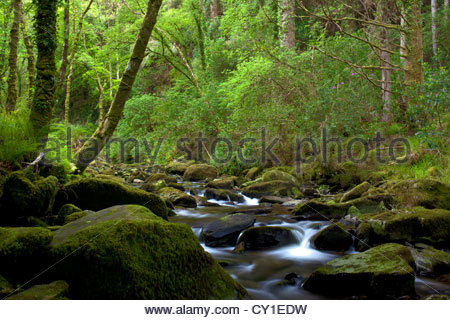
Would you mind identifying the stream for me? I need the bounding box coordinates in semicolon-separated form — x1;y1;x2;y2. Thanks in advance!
166;179;450;299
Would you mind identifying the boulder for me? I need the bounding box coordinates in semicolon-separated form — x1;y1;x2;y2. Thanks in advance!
0;227;53;282
204;188;244;203
235;226;298;251
303;243;416;298
0;274;13;298
410;245;450;277
245;167;262;180
381;179;450;210
64;211;89;224
144;173;177;185
166;160;194;175
260;196;291;204
183;164;218;181
340;181;371;203
6;280;69;300
56;204;82;224
206;176;238;189
242;181;299;198
158;187;197;208
355;207;450;249
310;223;353;251
50;205;247;299
53;178;168;220
262;169;298;186
201;214;256;247
0;172;58;225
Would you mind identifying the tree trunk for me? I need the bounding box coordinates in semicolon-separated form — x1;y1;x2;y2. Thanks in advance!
280;0;295;49
210;0;222;18
75;0;163;172
20;4;35;106
63;0;94;124
379;0;391;123
404;1;423;85
431;0;437;57
58;0;70;87
29;0;58;138
5;0;21;112
445;0;448;22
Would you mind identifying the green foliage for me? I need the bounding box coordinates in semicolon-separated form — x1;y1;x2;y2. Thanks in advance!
0;109;39;164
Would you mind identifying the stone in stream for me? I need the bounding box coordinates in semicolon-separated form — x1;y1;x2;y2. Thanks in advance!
166;160;195;175
50;205;248;299
302;243;416;298
310;223;353;251
235;226;299;252
410;245;450;277
52;177;168;220
157;187;197;208
6;280;69;300
183;164;218;181
0;274;13;298
242;180;300;198
201;213;256;247
245;167;262;180
259;196;292;204
206;176;238;189
355;207;450;250
204;188;244;203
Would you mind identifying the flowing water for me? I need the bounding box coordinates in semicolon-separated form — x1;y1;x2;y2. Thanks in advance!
167;180;450;299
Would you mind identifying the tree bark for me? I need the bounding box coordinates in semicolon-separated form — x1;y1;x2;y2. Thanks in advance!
29;0;58;138
445;0;448;22
75;0;163;172
64;0;94;124
5;0;21;112
20;4;35;105
210;0;222;18
431;0;437;57
280;0;295;49
58;0;70;87
404;0;423;85
379;0;392;123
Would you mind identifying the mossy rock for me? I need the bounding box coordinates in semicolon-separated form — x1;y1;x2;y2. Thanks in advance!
241;180;297;198
0;227;53;282
201;213;256;247
94;174;125;184
6;280;69;300
206;176;238;189
50;205;247;299
355;207;450;248
411;246;450;277
144;173;177;185
0;172;58;225
158;187;197;208
40;163;67;182
204;188;244;203
166;160;194;175
183;164;218;181
57;204;82;224
303;243;416;298
64;211;88;224
261;169;299;186
311;223;353;251
340;181;371;203
236;226;298;251
0;274;14;298
245;167;262;180
53;178;168;220
381;179;450;210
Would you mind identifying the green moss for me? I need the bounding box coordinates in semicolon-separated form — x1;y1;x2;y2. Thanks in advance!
262;169;299;185
206;176;237;189
64;211;88;224
50;205;247;299
204;188;244;202
1;172;58;224
53;177;168;220
382;179;450;210
311;223;353;251
183;164;218;181
242;180;296;198
303;243;416;298
359;207;450;248
340;181;371;202
6;280;68;300
0;227;53;281
0;274;13;298
237;226;298;250
144;173;177;184
245;167;262;180
158;187;197;208
57;204;82;219
166;160;194;175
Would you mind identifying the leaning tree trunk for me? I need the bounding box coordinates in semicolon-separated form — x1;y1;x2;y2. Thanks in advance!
29;0;58;138
280;0;295;49
75;0;163;172
5;0;21;112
